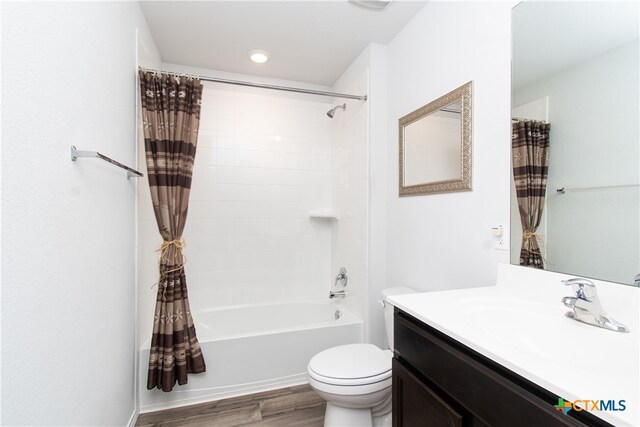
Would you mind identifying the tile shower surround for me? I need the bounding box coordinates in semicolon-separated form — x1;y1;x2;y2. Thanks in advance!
137;85;340;340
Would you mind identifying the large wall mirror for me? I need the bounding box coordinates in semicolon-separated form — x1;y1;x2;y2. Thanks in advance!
511;1;639;285
399;81;472;196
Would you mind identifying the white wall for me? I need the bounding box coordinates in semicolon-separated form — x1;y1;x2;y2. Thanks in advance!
137;65;335;345
330;47;371;331
513;40;640;284
366;44;390;348
333;44;392;348
2;2;156;425
385;2;513;295
135;20;162;420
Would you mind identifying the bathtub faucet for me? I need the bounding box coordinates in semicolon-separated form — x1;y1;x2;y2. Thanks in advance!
330;267;348;298
329;290;347;299
335;267;348;287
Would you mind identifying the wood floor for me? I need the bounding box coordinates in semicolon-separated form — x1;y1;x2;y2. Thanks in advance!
135;384;326;427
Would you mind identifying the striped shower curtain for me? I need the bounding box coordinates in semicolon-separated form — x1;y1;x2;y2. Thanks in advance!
139;70;206;392
512;120;550;269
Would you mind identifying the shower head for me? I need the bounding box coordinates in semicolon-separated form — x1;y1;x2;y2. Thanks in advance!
327;103;346;118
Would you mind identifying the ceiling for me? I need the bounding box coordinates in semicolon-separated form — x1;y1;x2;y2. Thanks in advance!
512;1;639;90
139;1;427;87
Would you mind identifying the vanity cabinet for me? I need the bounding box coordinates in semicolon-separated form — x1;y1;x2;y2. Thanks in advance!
392;308;612;427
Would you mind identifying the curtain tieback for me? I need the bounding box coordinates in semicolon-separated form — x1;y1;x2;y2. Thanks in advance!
523;230;545;245
152;238;187;299
523;230;548;263
157;238;187;275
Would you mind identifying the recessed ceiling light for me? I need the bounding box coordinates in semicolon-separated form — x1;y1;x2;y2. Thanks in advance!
249;49;269;64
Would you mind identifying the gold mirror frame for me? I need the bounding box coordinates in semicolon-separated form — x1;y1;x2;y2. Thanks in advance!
399;81;473;196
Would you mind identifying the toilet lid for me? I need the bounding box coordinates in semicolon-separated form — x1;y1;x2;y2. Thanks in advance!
308;344;391;381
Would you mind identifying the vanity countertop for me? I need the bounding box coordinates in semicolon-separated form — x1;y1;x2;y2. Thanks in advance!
388;263;639;427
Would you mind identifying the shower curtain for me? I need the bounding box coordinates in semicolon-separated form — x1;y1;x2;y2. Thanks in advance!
512;120;550;269
139;70;206;391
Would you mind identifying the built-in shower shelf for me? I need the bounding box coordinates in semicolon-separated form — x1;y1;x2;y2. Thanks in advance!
309;211;338;220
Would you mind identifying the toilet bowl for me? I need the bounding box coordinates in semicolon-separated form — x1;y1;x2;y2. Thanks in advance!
307;287;418;427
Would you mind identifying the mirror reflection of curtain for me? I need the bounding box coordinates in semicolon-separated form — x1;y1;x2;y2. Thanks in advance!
139;70;206;391
512;120;550;269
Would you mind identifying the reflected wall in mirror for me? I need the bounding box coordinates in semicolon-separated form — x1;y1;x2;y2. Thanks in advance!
511;1;639;285
399;81;472;196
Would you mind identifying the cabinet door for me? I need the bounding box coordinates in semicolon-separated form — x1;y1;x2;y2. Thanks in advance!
393;358;463;427
394;309;606;427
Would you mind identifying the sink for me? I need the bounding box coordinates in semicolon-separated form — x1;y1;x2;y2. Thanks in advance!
450;294;633;378
452;296;564;360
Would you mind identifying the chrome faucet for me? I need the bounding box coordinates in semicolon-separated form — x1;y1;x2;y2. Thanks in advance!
335;267;348;287
330;267;348;299
329;290;346;299
561;278;629;333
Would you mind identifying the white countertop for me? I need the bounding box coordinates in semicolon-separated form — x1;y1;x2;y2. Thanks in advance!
388;264;640;427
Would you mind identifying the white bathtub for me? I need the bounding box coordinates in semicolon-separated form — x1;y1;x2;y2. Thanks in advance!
139;301;362;412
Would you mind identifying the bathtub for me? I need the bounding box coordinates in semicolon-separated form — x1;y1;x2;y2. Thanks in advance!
139;301;362;412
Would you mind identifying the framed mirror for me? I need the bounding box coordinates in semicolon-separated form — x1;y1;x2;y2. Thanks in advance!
399;81;472;196
511;2;639;285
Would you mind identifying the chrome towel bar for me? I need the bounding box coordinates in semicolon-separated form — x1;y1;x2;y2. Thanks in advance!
70;145;143;178
556;184;638;194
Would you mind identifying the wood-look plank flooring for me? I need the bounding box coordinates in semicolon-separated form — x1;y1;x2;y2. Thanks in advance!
136;384;326;427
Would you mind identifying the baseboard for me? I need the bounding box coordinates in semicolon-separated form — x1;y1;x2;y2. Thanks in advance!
139;375;308;414
127;407;139;427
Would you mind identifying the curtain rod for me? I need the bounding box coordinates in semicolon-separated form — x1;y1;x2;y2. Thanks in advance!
139;68;367;101
512;117;548;123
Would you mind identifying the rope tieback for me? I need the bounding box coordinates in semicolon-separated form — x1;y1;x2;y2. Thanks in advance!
157;238;187;275
523;230;545;247
152;238;187;300
522;229;547;265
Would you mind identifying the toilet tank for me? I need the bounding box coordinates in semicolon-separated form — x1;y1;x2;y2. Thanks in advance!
381;287;419;350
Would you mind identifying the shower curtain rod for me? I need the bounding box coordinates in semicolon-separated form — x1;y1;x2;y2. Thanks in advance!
139;68;368;101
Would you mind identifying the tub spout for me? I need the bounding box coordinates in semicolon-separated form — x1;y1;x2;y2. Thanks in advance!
329;290;346;299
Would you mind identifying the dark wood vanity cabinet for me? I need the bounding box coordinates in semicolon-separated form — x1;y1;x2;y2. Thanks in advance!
392;308;612;427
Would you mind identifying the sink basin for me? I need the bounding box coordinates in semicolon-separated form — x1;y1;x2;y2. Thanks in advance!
452;296;563;360
449;294;633;379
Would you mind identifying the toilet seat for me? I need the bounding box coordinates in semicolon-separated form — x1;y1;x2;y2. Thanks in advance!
307;343;392;387
308;367;391;387
308;372;392;397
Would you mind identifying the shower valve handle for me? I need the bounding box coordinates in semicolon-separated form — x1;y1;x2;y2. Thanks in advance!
335;267;348;287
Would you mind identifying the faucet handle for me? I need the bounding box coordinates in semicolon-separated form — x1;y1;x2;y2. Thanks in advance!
562;278;597;301
335;267;348;287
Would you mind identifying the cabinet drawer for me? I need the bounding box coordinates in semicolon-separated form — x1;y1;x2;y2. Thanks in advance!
394;310;585;427
393;358;463;427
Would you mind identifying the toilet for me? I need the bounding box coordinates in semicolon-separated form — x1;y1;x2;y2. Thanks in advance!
307;287;418;427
